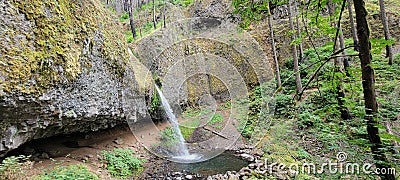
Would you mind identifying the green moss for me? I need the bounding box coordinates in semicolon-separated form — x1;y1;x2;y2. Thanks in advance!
1;0;128;95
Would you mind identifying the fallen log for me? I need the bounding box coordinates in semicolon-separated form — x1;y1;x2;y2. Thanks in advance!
202;127;229;140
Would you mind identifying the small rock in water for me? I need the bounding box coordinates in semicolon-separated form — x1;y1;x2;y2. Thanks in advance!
248;163;256;169
185;175;193;179
240;153;255;162
172;172;182;176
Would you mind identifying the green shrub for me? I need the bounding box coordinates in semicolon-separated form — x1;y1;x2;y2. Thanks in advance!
35;164;98;180
149;90;160;114
171;0;194;6
0;155;32;179
161;127;178;142
297;111;322;129
119;12;129;22
395;52;400;63
125;31;134;43
150;75;161;114
101;148;144;179
208;113;224;125
274;94;294;117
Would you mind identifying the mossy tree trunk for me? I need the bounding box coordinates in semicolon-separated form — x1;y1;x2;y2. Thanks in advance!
354;0;395;179
268;1;281;87
295;5;304;63
339;27;350;77
288;0;302;94
329;0;352;120
129;0;137;39
338;27;352;120
153;0;157;29
378;0;394;65
347;0;359;51
163;0;166;28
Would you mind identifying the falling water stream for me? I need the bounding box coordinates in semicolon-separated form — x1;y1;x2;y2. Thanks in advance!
155;85;201;162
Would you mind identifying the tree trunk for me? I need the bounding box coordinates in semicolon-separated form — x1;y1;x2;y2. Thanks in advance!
288;1;302;94
137;12;142;37
339;27;350;77
268;1;281;87
295;6;304;63
329;0;352;120
347;0;359;51
378;0;394;65
163;12;166;28
129;0;137;39
354;0;395;179
334;57;351;120
163;0;166;28
124;0;129;12
152;0;157;29
338;28;352;120
328;0;336;26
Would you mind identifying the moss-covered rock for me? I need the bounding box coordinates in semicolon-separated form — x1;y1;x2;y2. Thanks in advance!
0;0;148;156
0;0;128;94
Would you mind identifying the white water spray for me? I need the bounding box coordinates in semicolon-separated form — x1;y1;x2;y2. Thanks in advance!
155;85;190;156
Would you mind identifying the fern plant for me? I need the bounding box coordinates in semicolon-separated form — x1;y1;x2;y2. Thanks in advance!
101;148;144;179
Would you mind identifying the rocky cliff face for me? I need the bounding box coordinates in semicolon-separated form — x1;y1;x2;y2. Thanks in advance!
0;0;148;156
134;0;274;108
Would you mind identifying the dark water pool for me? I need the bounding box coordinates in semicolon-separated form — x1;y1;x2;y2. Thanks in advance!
169;151;250;176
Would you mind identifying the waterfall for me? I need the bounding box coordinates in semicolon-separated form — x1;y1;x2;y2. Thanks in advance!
155;85;190;156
